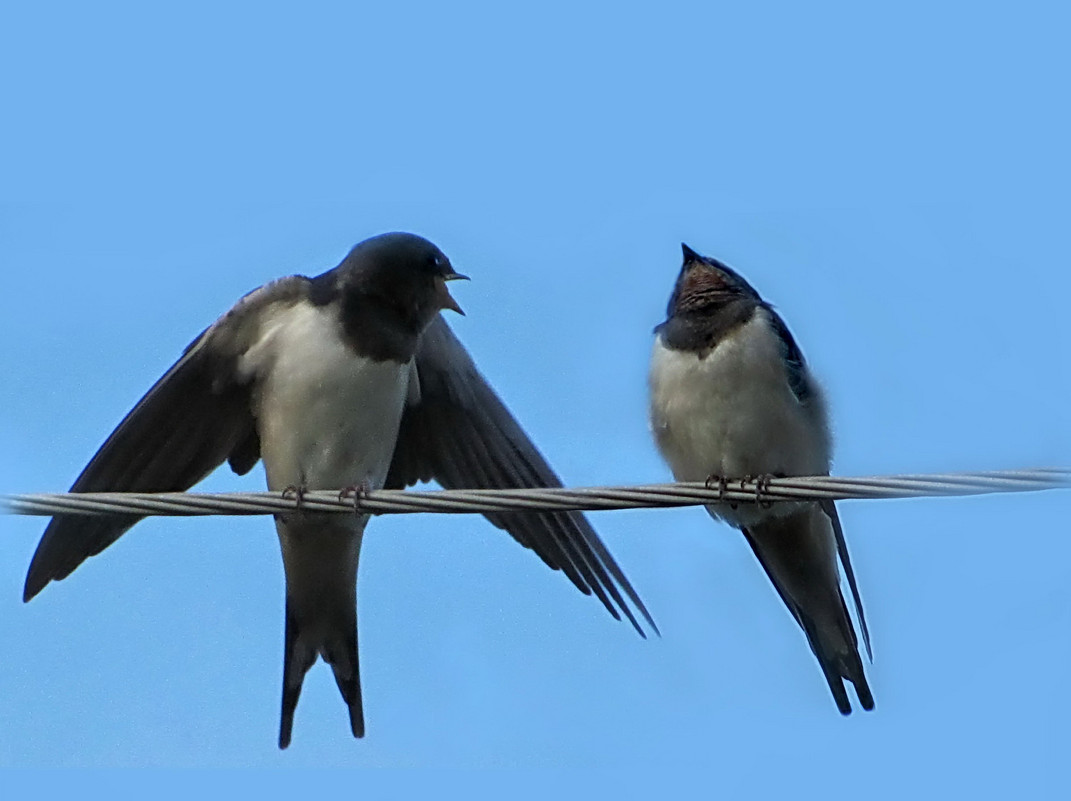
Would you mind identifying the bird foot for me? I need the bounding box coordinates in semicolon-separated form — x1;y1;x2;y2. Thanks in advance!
282;484;308;510
704;474;739;508
704;474;730;501
740;474;776;508
339;481;373;513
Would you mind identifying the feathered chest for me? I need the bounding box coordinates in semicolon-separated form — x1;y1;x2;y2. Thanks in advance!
238;301;416;489
648;310;830;482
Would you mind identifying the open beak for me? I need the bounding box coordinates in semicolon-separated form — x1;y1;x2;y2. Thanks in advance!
437;272;469;315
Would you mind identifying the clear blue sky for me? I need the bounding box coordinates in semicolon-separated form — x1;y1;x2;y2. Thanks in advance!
2;0;1069;795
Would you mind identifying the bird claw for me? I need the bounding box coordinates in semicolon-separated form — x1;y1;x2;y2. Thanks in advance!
740;474;776;508
756;474;774;508
339;481;372;513
704;474;729;501
281;484;307;510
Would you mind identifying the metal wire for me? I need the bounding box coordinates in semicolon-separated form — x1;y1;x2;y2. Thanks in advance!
2;469;1068;518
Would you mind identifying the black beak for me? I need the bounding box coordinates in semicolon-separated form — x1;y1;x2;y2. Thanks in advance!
437;273;468;315
681;243;701;265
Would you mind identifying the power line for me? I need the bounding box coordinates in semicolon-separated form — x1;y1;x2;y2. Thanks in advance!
3;469;1068;518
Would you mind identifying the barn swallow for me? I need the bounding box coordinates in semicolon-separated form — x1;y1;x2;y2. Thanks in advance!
25;232;656;747
648;243;872;713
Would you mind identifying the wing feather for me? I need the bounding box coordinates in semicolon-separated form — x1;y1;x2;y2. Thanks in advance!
23;277;309;601
385;316;657;636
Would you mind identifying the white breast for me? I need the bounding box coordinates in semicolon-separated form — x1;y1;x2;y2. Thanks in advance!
239;301;414;492
648;309;831;488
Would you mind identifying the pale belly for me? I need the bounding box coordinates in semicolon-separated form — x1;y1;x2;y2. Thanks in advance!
648;317;831;527
238;301;414;492
257;356;412;492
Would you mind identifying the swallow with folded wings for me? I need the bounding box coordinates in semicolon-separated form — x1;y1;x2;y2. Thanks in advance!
648;243;872;714
25;232;656;748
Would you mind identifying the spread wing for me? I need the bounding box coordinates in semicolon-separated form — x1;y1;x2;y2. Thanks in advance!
385;316;658;637
23;277;310;601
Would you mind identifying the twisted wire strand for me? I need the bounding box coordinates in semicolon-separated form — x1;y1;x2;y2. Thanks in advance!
2;469;1068;518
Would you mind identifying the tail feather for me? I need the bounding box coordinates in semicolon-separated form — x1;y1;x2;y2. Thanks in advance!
325;628;365;739
275;516;365;749
837;628;875;711
851;662;875;711
741;504;874;714
278;590;366;748
798;606;873;715
812;636;853;715
820;498;872;660
279;603;317;749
